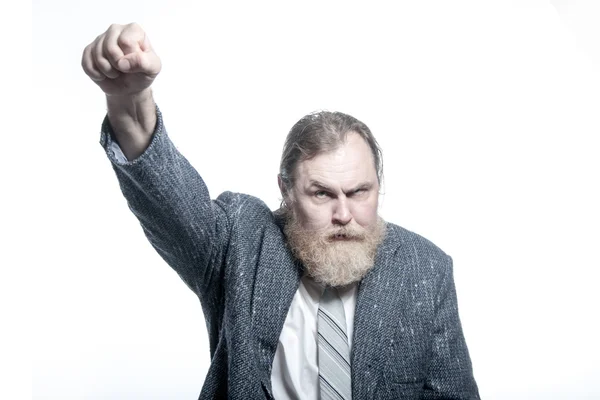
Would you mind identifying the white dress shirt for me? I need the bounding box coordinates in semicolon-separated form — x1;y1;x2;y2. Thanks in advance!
271;276;358;400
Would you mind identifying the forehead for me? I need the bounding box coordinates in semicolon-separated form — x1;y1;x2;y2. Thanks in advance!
294;132;377;188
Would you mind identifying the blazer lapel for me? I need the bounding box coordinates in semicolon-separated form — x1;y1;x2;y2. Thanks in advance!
252;213;303;395
351;224;412;397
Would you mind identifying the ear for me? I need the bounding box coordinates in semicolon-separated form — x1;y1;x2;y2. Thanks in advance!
278;174;295;206
277;174;286;197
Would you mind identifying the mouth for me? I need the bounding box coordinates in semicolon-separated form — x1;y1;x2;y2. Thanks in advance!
330;233;359;241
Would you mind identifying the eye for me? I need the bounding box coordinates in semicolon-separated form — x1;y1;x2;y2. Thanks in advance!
315;190;328;199
350;188;367;197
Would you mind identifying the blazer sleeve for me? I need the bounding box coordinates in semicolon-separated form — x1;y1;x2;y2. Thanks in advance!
99;107;230;305
421;255;480;400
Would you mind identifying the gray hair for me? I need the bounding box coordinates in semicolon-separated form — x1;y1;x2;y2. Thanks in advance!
279;111;383;197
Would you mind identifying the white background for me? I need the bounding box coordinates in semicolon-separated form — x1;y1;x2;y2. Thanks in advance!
24;0;600;398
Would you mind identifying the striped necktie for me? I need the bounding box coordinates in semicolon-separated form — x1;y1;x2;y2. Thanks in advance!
318;287;352;400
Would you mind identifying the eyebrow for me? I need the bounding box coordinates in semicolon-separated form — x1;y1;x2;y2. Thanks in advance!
307;180;374;193
307;180;332;191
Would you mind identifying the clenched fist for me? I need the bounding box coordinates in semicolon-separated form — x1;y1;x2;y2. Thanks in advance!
82;23;161;96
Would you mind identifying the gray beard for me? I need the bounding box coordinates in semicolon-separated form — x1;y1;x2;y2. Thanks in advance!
283;209;386;287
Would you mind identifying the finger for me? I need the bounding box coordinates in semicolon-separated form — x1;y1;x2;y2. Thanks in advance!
92;34;120;79
102;24;126;70
117;23;146;55
112;23;161;74
81;42;106;82
118;48;162;75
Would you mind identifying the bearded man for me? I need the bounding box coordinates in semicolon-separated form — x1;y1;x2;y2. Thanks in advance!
83;23;479;400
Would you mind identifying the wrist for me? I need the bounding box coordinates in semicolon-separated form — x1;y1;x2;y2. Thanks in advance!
107;88;155;136
106;88;157;160
106;87;153;106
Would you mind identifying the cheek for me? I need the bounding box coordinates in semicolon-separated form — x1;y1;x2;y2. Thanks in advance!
296;203;331;229
352;200;379;226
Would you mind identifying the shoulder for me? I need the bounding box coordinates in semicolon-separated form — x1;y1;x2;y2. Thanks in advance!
381;222;452;275
213;191;271;214
385;223;449;259
213;191;278;228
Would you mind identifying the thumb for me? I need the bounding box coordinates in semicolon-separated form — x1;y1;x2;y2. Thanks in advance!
117;50;161;76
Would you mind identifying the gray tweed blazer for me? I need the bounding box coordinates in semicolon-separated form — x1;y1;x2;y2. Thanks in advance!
100;109;479;400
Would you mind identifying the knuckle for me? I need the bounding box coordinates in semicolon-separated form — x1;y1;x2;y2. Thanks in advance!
96;58;114;75
123;22;144;39
116;34;131;47
93;44;103;61
81;50;89;69
105;44;122;61
92;37;104;56
116;34;138;52
82;59;100;80
108;23;123;32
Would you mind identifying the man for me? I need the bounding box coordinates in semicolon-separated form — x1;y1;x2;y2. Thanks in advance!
82;23;479;400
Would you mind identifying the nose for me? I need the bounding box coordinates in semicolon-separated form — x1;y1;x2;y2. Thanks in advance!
332;198;352;226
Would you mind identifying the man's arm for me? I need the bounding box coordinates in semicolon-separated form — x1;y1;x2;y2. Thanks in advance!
82;23;161;160
82;24;230;307
421;256;480;400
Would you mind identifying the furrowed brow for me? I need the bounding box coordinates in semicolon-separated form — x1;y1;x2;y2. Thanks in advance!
307;180;374;193
307;180;332;191
352;182;374;191
345;182;374;194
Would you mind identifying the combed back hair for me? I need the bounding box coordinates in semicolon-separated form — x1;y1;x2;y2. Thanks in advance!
279;110;383;196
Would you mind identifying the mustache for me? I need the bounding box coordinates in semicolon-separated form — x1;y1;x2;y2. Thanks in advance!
324;225;367;240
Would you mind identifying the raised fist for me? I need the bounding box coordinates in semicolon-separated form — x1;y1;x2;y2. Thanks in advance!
81;23;162;96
